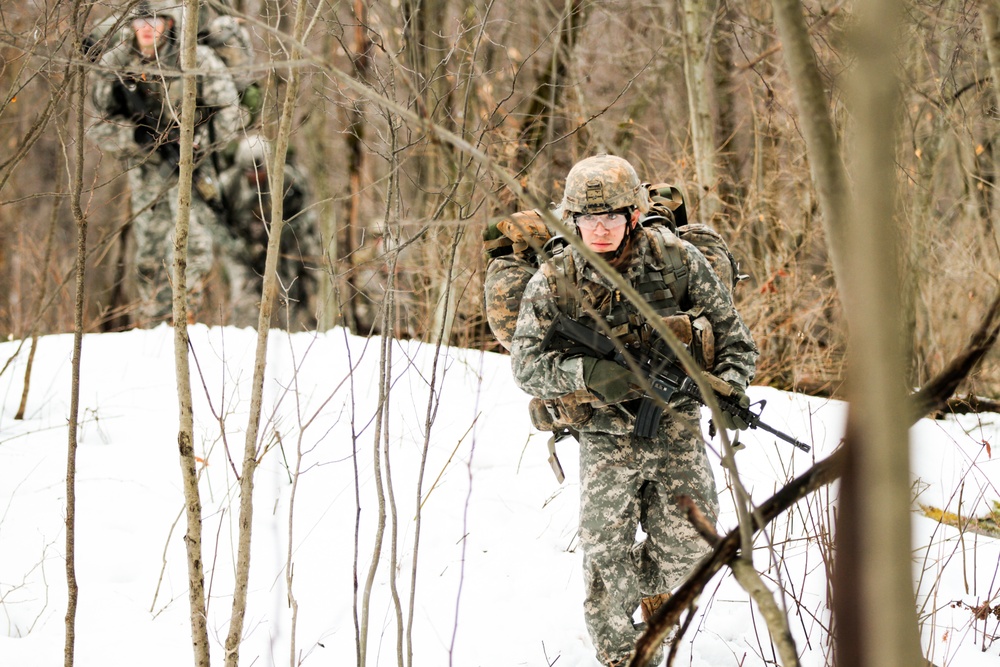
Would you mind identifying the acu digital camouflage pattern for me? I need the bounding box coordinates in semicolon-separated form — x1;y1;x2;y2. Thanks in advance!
676;223;737;291
88;23;246;324
579;403;718;663
561;154;651;215
483;209;551;350
510;227;757;665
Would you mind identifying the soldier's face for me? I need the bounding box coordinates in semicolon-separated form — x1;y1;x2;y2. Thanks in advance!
133;17;169;52
246;168;268;191
577;209;637;253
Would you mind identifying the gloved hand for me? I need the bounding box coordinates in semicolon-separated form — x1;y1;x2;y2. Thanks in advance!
581;357;636;404
716;382;751;431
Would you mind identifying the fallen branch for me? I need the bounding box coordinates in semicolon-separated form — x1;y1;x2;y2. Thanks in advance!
630;289;1000;667
931;394;1000;418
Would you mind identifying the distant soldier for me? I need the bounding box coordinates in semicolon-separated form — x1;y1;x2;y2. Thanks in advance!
87;0;248;325
219;133;320;328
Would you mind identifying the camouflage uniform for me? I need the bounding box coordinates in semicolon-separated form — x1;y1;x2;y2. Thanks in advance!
510;158;757;665
88;5;245;325
218;134;321;328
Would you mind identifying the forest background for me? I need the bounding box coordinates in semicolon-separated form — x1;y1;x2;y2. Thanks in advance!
3;1;1000;667
4;0;1000;398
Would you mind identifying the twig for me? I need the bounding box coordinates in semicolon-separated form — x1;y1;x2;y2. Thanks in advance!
632;288;1000;667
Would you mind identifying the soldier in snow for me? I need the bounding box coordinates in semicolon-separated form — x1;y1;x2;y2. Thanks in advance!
510;155;758;666
88;0;250;325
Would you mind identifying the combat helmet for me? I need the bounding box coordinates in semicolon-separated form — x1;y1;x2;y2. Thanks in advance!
130;1;196;32
234;134;270;171
560;154;650;217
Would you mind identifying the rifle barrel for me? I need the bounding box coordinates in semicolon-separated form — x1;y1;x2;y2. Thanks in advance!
543;313;811;453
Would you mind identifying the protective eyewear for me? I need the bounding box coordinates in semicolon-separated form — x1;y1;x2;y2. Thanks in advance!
574;210;629;231
132;17;168;30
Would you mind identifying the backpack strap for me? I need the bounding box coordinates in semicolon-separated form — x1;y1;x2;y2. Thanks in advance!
542;243;577;317
644;226;689;306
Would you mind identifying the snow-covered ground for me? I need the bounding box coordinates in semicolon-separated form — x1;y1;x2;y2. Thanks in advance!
0;324;997;666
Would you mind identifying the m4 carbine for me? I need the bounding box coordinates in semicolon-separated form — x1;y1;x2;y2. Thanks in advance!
111;78;224;213
541;312;810;452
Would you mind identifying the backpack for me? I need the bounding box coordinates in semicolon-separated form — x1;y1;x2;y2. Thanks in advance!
644;182;740;292
483;209;553;351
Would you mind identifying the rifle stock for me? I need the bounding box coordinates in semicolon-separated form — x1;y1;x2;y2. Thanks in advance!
541;312;810;452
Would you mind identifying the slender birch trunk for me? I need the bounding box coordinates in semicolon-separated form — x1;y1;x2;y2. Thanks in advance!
64;25;87;667
224;1;308;663
173;1;211;664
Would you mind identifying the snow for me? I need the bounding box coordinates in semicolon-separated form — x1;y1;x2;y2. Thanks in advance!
0;324;998;666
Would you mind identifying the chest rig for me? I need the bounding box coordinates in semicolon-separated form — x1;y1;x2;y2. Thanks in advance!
542;225;691;350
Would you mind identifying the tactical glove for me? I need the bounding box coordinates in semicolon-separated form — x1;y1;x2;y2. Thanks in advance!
581;357;636;404
716;382;751;431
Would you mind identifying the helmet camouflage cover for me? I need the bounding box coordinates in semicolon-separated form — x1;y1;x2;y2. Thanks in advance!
561;154;650;216
130;1;191;30
234;134;270;171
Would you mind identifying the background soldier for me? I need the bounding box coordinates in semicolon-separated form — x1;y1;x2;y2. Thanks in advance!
88;0;248;325
218;133;320;329
510;155;758;666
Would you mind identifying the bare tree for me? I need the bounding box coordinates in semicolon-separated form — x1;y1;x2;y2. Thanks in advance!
172;0;213;663
63;6;90;663
222;1;311;665
772;0;924;664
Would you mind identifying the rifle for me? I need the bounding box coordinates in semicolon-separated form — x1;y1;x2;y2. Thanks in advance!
111;78;224;213
541;312;811;452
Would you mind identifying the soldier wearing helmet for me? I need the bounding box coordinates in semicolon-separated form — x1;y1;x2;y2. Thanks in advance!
510;155;758;666
86;1;247;326
217;133;320;328
560;154;651;261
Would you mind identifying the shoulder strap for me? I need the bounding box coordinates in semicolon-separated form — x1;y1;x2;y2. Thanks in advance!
644;226;688;305
541;246;577;317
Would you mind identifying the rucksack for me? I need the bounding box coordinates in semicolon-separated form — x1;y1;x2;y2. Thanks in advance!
483;209;553;351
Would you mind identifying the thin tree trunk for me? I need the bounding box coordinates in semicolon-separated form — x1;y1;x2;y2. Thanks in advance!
713;3;742;212
982;3;1000;245
771;0;924;664
63;42;87;667
224;0;308;663
358;309;390;667
16;198;58;420
174;1;210;664
680;0;718;222
770;0;851;286
837;0;924;663
339;0;372;334
100;214;132;332
306;4;340;331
